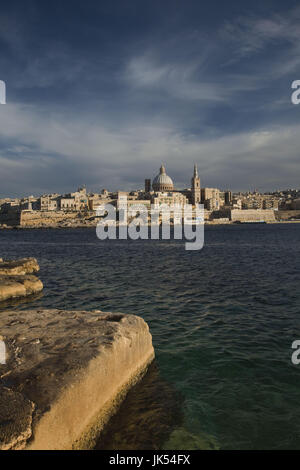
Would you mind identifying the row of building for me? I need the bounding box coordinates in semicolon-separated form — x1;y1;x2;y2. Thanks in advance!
0;164;298;219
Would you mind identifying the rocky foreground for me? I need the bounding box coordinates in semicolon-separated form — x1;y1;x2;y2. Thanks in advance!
0;308;154;450
0;258;43;302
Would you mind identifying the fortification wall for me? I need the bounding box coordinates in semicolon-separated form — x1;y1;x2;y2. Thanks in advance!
20;210;80;227
275;210;300;221
230;209;276;222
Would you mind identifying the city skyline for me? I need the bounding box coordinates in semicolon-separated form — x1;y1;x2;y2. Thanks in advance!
0;1;300;197
1;162;300;202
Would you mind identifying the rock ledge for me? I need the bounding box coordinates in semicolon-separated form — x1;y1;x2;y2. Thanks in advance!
0;308;154;450
0;258;43;302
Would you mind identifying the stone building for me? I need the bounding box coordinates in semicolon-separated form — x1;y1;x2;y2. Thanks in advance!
40;195;60;211
144;164;204;207
60;197;76;211
242;199;263;210
152;192;188;208
263;198;279;210
88;194;113;211
291;199;300;210
60;187;89;212
205;197;220;211
232;198;242;210
201;188;220;210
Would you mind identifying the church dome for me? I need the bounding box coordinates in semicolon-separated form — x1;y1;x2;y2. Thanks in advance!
152;164;174;192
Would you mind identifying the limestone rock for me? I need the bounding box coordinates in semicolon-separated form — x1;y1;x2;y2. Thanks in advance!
0;258;40;276
0;258;43;302
0;309;155;450
0;275;43;302
0;388;35;450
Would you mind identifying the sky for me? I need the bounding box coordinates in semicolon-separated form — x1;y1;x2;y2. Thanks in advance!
0;0;300;197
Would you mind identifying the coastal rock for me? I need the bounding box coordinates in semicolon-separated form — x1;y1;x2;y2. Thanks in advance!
0;309;155;450
0;388;35;450
0;258;43;302
0;258;40;276
0;275;43;302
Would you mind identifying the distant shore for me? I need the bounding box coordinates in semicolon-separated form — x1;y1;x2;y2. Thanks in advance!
1;220;300;230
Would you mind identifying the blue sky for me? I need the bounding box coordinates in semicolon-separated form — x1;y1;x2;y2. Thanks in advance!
0;0;300;196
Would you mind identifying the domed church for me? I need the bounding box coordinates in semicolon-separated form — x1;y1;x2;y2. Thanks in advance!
144;163;201;206
152;164;174;192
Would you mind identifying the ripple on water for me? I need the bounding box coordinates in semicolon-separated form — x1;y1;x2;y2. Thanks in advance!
1;225;300;449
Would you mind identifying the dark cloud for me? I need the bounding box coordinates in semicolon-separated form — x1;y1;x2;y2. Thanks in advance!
0;0;299;197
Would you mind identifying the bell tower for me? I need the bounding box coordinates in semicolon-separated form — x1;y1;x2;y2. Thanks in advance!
191;164;201;205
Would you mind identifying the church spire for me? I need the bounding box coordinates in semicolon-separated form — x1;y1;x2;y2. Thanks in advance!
194;164;198;178
191;164;201;205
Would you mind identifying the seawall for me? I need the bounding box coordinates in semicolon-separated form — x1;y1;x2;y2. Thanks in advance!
229;209;276;223
20;210;83;227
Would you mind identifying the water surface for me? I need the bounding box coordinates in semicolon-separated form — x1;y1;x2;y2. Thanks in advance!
1;224;300;449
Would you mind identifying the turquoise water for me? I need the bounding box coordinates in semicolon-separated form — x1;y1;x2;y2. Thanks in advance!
1;224;300;449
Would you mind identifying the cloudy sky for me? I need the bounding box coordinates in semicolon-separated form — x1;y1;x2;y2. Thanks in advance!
0;0;300;197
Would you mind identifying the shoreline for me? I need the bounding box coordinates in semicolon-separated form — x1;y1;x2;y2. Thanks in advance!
1;220;300;231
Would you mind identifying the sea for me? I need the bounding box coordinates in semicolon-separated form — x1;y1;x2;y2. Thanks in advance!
1;223;300;450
